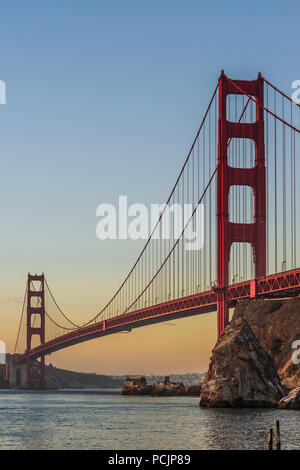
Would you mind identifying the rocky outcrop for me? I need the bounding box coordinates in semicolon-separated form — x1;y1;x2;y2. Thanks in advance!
122;376;202;396
183;384;202;396
278;387;300;409
122;376;151;395
151;377;202;396
151;379;185;396
233;298;300;389
200;317;284;408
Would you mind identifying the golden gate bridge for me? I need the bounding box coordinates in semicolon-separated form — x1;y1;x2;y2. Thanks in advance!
6;71;300;387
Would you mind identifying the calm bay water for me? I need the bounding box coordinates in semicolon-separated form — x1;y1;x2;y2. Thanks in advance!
0;389;299;450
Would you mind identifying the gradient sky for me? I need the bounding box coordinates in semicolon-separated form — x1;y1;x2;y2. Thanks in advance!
0;0;299;374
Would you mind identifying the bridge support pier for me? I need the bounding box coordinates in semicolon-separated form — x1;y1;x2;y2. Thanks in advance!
26;274;46;388
5;358;11;386
217;72;266;335
213;286;228;335
10;360;27;388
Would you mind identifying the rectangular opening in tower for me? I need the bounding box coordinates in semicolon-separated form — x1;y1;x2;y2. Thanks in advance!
226;95;256;123
31;315;41;328
229;186;254;224
228;138;255;168
229;242;254;284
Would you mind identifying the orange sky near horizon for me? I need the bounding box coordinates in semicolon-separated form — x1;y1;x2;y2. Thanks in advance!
0;0;299;381
1;288;219;375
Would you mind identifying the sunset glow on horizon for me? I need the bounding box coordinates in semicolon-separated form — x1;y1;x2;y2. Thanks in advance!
1;0;299;377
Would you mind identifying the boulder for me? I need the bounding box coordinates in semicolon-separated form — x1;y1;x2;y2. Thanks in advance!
200;317;284;408
233;298;300;389
122;376;151;395
278;387;300;409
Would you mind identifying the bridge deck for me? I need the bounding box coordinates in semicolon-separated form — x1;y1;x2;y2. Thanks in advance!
15;268;300;363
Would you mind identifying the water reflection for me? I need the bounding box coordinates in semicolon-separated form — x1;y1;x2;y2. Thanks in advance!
0;390;299;450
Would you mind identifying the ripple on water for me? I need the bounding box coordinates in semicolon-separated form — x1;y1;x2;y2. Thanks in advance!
0;390;299;450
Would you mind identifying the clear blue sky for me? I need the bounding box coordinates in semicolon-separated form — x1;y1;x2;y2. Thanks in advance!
0;0;299;372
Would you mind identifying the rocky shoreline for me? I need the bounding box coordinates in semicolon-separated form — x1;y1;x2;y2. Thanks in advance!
122;298;300;409
199;317;285;408
122;376;202;396
199;299;300;409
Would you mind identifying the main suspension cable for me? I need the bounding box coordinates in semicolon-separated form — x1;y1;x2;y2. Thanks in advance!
13;285;27;354
78;83;220;326
44;277;80;328
224;74;300;134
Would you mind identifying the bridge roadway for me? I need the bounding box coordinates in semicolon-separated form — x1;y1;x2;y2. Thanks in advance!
15;267;300;363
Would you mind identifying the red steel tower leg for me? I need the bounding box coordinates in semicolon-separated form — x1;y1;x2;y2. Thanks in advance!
26;273;46;388
217;72;266;335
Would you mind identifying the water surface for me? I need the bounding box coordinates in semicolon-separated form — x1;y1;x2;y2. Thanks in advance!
0;389;299;450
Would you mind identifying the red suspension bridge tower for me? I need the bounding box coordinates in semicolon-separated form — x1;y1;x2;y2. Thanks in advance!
216;72;266;335
26;273;46;387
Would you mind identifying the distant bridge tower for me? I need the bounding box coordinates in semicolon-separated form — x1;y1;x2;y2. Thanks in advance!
216;72;266;335
26;273;46;387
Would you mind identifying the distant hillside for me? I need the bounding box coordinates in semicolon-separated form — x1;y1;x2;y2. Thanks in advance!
46;363;124;389
45;364;205;389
